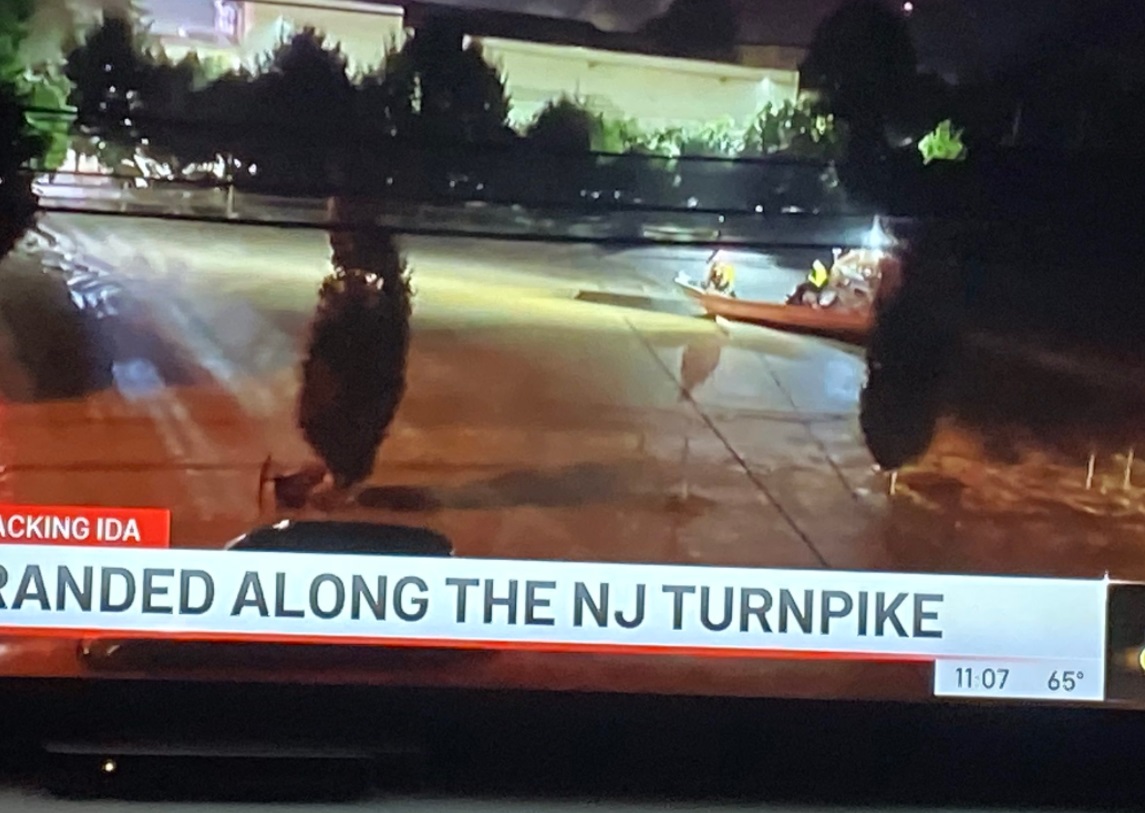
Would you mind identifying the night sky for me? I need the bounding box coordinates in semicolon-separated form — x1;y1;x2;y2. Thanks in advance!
144;0;1140;65
146;0;841;43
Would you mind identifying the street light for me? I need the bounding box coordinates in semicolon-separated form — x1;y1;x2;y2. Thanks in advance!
902;1;914;13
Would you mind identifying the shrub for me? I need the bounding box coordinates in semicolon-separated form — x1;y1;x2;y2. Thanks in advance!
525;95;600;153
1;0;69;256
299;201;412;489
918;118;967;164
742;98;847;160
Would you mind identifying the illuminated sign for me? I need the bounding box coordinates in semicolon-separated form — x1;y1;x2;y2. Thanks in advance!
214;0;242;40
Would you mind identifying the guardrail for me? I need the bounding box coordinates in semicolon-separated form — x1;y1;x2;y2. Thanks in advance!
32;172;888;250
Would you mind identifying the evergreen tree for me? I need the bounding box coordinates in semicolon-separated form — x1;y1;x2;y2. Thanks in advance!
380;18;511;144
244;28;355;191
801;0;918;158
64;11;153;163
299;199;413;490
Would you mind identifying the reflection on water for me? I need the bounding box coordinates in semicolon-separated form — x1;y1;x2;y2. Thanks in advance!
0;252;113;402
678;335;723;400
356;460;711;514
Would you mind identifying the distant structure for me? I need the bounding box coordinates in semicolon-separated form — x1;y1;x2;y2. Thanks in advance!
146;0;801;130
736;44;807;72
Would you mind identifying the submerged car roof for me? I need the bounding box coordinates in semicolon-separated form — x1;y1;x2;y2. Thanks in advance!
226;521;454;557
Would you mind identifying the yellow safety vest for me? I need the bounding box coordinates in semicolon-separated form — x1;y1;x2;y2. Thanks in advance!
708;262;735;286
809;260;830;288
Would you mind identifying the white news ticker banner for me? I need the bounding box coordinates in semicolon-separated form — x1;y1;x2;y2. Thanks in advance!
0;544;1109;671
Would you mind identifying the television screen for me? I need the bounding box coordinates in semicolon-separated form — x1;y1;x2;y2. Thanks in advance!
0;0;1141;708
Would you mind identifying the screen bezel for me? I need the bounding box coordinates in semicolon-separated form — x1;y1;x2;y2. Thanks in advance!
2;675;1143;805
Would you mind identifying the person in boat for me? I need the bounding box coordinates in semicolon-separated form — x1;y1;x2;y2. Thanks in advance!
787;259;831;306
829;248;883;311
703;249;737;297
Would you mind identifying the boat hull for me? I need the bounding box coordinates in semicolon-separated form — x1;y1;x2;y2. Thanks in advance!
675;277;871;345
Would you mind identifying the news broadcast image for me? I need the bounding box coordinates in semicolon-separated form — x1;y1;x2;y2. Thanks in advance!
0;0;1142;706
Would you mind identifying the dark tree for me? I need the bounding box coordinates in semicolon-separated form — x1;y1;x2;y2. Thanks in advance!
299;199;412;490
356;47;415;139
126;50;213;172
860;226;965;470
242;28;355;193
0;0;60;255
523;96;602;202
525;95;599;153
896;70;954;144
0;81;42;259
0;1;42;258
1;23;112;400
362;20;512;201
149;65;255;171
64;12;153;162
382;18;512;145
444;44;512;144
142;51;206;118
801;0;918;158
65;9;218;174
642;0;739;61
1008;44;1144;152
348;47;416;198
905;0;986;85
401;14;464;129
157;29;349;189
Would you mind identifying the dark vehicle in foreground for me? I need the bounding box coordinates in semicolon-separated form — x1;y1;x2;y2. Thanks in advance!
78;522;468;673
224;520;454;557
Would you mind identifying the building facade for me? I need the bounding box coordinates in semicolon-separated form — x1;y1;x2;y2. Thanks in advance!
151;0;800;129
476;37;796;129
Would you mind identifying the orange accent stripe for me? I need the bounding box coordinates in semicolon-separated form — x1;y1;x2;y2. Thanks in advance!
0;625;937;662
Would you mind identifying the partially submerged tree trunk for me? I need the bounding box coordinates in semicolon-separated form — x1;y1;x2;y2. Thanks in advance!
298;198;413;490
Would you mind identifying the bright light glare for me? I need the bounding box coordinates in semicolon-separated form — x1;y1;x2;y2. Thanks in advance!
864;218;893;254
903;1;914;12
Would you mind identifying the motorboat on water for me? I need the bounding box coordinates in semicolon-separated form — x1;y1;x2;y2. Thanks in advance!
676;220;900;346
674;273;873;346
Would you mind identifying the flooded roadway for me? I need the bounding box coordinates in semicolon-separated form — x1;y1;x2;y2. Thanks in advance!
0;211;1141;699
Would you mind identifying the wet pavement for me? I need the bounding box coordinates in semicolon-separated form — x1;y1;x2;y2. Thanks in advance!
0;211;1141;699
2;214;851;567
